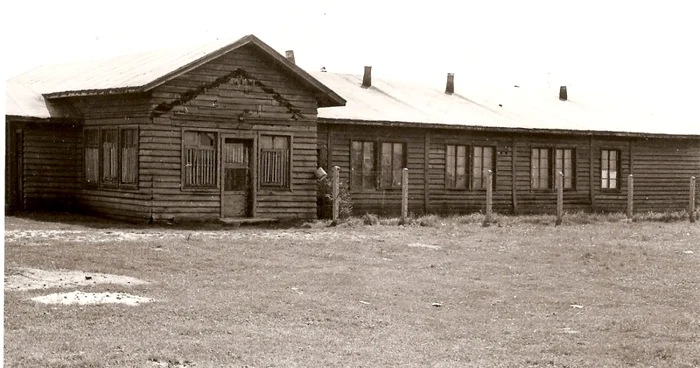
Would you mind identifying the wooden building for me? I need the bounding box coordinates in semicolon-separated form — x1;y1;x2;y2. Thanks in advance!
311;68;700;216
5;35;345;222
5;36;699;221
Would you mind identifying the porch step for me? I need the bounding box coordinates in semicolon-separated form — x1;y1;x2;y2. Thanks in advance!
219;217;278;226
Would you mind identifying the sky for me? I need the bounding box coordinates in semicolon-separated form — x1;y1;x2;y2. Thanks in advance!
2;0;700;112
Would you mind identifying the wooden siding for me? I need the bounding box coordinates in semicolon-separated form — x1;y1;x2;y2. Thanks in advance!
145;44;320;221
321;121;700;217
633;138;700;212
9;121;82;211
68;93;153;119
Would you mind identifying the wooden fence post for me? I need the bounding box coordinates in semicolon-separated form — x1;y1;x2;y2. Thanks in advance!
332;166;340;223
556;171;563;226
401;168;409;224
483;170;493;227
691;176;696;223
627;174;634;219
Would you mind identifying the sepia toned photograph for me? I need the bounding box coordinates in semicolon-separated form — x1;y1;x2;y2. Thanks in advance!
3;1;699;367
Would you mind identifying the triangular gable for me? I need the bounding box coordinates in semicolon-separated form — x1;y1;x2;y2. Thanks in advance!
9;35;345;108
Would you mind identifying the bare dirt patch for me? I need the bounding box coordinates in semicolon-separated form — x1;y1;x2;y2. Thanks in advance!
32;291;153;306
4;267;148;291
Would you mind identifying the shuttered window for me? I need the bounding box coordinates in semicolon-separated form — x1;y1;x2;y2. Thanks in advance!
84;129;99;185
473;146;495;190
446;144;468;189
555;148;575;190
601;149;620;189
183;131;217;188
351;141;377;190
102;129;119;185
259;135;290;188
381;142;405;188
120;128;138;185
531;148;551;189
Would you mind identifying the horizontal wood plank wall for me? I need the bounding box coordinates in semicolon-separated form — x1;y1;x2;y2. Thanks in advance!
76;117;153;222
69;93;153;119
590;137;631;212
429;129;513;214
322;123;427;216
633;137;700;212
148;44;320;221
15;122;82;211
514;133;591;213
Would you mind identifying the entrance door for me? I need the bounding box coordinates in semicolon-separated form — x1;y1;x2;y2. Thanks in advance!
222;138;253;217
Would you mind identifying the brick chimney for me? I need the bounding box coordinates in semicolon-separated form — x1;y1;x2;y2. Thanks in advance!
559;86;568;101
285;50;295;64
362;66;372;88
445;73;455;94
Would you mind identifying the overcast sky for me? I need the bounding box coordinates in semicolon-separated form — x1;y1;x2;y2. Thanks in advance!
3;0;700;111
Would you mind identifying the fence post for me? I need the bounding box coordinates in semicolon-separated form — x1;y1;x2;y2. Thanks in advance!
483;170;493;227
691;176;696;223
401;168;409;224
332;166;340;224
556;171;563;226
627;174;634;219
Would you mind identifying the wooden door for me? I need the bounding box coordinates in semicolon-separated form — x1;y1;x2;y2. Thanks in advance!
9;129;24;212
222;138;252;217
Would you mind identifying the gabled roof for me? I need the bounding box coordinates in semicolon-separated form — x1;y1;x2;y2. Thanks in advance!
311;72;700;138
7;34;345;118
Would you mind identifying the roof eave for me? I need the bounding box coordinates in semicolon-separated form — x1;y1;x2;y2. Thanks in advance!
318;118;700;140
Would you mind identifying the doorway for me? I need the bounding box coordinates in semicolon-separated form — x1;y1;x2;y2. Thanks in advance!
222;138;254;217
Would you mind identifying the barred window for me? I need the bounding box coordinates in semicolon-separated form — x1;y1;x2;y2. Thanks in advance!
259;135;290;188
381;142;405;188
183;131;217;188
120;128;138;185
84;129;99;185
101;129;119;185
351;141;376;190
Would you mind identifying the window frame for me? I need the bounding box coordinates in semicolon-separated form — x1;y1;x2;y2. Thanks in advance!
380;141;407;190
349;139;408;192
601;148;621;191
445;143;469;190
472;145;497;191
83;126;139;190
554;147;576;191
181;129;219;192
531;147;552;191
258;133;293;191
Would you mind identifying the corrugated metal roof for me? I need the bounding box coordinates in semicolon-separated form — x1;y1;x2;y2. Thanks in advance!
6;34;344;116
312;72;700;137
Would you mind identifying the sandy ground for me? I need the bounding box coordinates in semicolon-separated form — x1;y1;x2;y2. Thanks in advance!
32;291;153;306
5;267;148;291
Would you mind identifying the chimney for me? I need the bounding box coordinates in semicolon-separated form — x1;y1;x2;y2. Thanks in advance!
445;73;455;94
362;66;372;88
559;86;568;101
285;50;295;64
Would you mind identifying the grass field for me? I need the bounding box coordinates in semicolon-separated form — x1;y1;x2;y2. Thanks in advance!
4;213;700;367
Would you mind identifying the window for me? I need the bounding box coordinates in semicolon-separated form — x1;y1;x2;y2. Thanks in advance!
446;144;468;189
84;129;99;185
531;148;551;189
601;149;620;189
473;146;495;190
102;129;119;185
555;148;575;190
351;141;377;190
259;135;290;188
381;142;405;188
83;127;138;188
183;131;217;188
120;129;138;185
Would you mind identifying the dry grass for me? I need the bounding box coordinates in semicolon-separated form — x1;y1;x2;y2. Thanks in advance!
4;213;700;367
